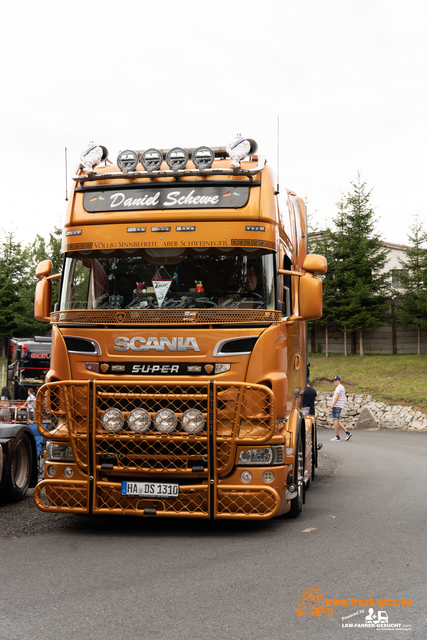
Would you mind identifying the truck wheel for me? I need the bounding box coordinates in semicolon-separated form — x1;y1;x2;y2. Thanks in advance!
4;433;33;502
286;433;304;518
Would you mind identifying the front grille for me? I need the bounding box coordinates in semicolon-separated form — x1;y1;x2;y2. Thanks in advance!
51;308;280;325
35;380;276;519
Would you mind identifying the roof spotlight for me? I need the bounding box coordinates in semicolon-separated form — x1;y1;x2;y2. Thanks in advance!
192;146;215;169
166;147;189;170
141;148;163;171
117;150;139;172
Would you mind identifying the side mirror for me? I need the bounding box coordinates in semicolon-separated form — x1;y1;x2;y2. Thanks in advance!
36;260;53;279
302;254;327;274
299;273;323;320
34;278;52;322
34;261;62;321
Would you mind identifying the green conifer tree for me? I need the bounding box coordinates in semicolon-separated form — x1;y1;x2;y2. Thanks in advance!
23;226;63;306
331;174;390;356
395;216;427;354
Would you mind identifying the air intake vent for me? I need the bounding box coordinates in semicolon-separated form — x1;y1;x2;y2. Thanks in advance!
64;337;100;354
214;336;258;356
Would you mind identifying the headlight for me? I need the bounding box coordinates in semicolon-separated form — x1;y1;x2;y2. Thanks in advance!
181;409;205;434
101;408;125;432
46;441;74;462
237;445;284;466
141;148;163;171
165;147;188;170
128;408;151;433
238;448;273;465
154;409;177;433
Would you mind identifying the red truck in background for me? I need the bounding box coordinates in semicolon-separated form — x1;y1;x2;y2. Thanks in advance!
0;336;51;502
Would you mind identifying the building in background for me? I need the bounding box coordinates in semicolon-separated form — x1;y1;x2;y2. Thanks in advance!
309;240;427;354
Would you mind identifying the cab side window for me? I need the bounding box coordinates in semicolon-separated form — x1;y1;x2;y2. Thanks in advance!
282;254;292;316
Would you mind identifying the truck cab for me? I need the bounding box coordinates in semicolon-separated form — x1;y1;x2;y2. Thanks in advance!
33;140;326;520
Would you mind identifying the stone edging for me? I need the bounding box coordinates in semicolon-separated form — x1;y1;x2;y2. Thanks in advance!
314;392;427;431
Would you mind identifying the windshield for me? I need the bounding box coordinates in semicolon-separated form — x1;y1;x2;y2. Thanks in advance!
19;367;49;384
60;249;276;311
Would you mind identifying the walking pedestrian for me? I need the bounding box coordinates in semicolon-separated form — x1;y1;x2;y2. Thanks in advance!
301;379;318;416
329;376;352;441
22;387;36;423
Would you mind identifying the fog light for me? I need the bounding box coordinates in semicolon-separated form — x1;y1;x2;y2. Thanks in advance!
240;470;252;484
64;466;74;478
181;409;205;434
101;408;124;432
154;409;177;433
47;465;55;477
128;408;151;433
262;470;275;483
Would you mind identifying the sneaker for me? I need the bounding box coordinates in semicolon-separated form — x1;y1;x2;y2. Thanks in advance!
345;431;352;441
330;436;340;441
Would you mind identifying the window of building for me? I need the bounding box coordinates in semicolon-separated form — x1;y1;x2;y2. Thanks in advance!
392;269;407;288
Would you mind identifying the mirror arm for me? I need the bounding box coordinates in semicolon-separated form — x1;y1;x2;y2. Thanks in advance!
283;315;303;325
278;269;304;277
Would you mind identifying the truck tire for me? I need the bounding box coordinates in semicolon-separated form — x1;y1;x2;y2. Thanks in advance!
4;433;33;502
285;433;304;518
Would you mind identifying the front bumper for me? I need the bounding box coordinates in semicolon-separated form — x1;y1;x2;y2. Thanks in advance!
34;379;287;520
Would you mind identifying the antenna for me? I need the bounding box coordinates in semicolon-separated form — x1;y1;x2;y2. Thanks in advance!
65;147;68;201
275;115;280;195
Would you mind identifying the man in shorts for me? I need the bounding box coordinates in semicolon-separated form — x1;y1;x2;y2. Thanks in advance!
329;376;352;441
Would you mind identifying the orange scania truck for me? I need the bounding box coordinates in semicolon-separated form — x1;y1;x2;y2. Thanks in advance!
33;140;326;520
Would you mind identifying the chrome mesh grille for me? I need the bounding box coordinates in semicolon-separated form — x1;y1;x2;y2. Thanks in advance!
50;308;280;325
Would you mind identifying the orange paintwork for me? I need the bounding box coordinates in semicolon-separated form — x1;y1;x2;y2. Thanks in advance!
34;151;325;520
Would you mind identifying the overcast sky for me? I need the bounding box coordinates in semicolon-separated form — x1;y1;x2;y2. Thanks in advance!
1;0;426;250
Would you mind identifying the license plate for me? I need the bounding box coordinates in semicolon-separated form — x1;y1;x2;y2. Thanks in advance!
121;481;179;498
